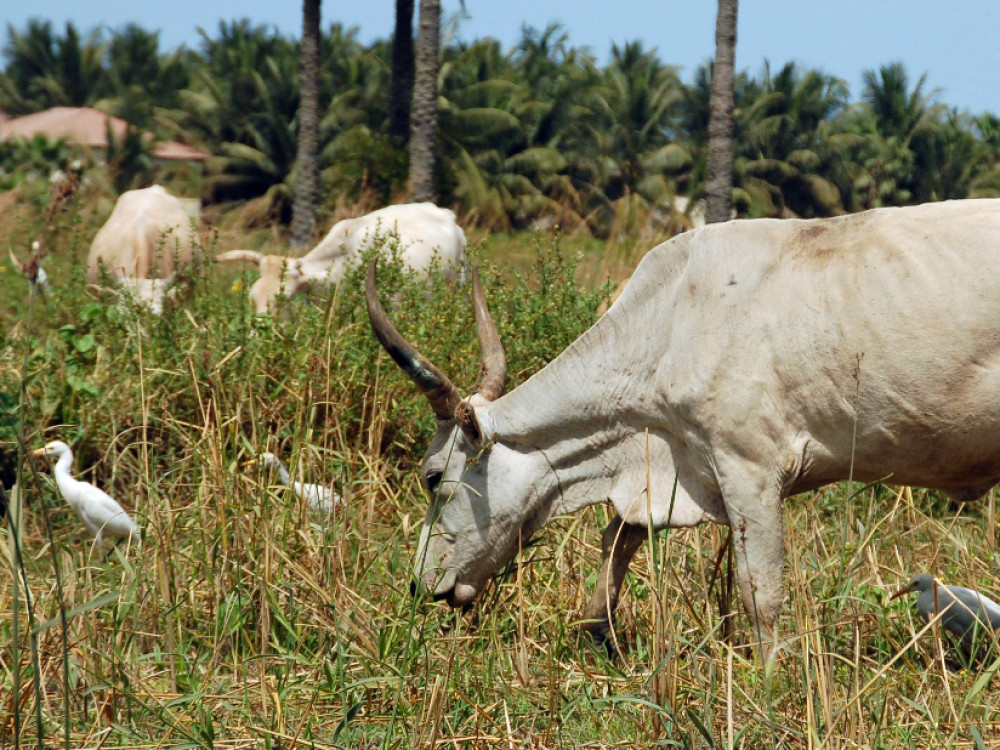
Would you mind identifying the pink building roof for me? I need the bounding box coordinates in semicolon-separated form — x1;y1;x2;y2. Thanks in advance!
0;106;210;161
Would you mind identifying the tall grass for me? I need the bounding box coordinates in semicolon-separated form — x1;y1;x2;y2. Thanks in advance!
3;200;1000;748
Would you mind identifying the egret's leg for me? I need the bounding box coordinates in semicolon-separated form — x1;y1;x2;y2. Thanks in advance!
580;514;646;650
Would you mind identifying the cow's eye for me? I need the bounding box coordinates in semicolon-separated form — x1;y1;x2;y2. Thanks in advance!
425;471;443;494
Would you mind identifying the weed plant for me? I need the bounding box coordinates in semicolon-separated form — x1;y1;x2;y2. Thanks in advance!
3;206;1000;748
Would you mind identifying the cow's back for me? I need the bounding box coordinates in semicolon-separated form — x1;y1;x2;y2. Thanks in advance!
612;199;1000;498
87;186;196;281
304;203;465;271
377;204;466;270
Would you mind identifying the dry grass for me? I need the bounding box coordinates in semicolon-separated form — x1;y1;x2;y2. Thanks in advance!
3;188;1000;749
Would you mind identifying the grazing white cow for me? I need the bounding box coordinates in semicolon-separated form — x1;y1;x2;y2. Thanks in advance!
87;185;197;283
367;199;1000;655
217;203;466;314
85;185;197;315
597;196;708;316
87;277;175;315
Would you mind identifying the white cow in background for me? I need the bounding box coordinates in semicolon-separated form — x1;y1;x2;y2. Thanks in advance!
86;185;199;313
87;185;198;282
217;203;466;314
96;277;173;315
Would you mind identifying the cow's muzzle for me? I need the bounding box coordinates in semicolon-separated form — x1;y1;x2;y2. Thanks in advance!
411;579;478;609
442;583;478;608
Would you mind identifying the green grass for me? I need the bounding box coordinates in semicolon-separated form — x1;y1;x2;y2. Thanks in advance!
3;190;1000;748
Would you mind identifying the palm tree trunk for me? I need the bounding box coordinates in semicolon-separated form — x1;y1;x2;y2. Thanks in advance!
290;0;322;250
390;0;415;144
408;0;441;203
705;0;738;224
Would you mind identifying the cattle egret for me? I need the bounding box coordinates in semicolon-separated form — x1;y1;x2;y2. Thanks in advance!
891;573;1000;662
245;452;340;514
32;441;141;548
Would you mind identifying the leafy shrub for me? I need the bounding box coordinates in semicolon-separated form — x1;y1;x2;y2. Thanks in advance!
0;135;74;190
1;232;602;490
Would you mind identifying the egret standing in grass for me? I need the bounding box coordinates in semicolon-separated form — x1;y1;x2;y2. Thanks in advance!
245;452;340;514
33;441;141;549
891;573;1000;663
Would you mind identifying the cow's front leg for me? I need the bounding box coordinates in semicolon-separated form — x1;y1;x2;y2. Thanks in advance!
727;501;785;661
580;514;646;651
716;457;786;661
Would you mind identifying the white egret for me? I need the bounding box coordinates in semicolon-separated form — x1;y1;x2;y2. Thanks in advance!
245;452;340;514
33;441;141;548
891;573;1000;663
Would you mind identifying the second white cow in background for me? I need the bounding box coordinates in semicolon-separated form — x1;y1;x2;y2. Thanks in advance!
87;185;199;282
87;185;200;312
217;203;466;314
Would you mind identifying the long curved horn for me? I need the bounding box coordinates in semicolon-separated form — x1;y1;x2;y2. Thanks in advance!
85;283;107;300
366;258;461;420
470;266;507;401
215;250;264;265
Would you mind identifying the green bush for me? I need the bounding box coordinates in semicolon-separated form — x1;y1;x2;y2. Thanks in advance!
1;232;601;491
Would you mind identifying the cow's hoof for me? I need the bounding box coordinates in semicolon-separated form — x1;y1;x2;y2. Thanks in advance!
581;620;627;659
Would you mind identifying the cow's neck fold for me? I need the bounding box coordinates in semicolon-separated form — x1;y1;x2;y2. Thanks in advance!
484;254;685;450
479;248;690;522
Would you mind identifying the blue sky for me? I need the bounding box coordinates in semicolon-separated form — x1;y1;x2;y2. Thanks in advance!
4;1;998;114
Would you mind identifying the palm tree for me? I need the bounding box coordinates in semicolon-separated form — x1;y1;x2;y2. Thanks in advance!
969;113;1000;197
0;20;107;114
389;0;415;144
105;119;155;193
509;25;605;229
437;38;535;228
99;24;191;130
436;32;600;231
705;0;738;224
321;29;398;205
585;41;687;237
409;0;441;202
290;0;322;249
733;63;853;217
171;22;301;219
848;62;946;208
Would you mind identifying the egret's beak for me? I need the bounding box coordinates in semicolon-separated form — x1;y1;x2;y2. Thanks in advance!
241;459;258;467
889;586;914;602
31;447;47;457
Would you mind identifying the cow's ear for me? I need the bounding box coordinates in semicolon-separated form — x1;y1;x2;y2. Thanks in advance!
455;401;483;446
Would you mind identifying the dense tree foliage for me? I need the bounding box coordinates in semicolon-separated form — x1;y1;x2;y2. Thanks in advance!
2;18;999;236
